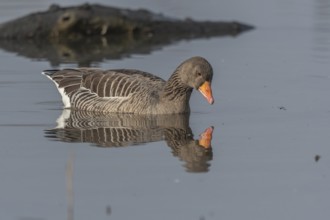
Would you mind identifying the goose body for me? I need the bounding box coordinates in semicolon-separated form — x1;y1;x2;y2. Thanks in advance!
43;56;214;114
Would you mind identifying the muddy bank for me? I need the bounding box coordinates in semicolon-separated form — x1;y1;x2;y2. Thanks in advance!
0;3;254;66
0;3;253;40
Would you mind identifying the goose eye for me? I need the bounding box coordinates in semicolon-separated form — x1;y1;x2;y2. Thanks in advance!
197;72;202;76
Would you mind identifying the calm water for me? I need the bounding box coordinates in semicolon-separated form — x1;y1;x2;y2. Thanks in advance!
0;0;330;220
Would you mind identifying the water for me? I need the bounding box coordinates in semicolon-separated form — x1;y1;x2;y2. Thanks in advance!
0;0;330;220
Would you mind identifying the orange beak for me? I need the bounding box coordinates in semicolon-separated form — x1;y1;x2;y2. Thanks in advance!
198;81;214;104
198;126;214;149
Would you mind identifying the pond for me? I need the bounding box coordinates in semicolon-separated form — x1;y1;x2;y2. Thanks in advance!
0;0;329;220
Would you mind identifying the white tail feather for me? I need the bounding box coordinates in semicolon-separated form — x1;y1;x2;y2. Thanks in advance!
42;71;71;108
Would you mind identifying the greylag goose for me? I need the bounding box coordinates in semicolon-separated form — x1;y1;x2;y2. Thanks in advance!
42;56;214;114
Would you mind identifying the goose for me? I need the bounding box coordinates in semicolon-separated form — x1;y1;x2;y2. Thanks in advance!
42;56;214;114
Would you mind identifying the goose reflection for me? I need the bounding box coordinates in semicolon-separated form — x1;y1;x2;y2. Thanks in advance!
45;110;214;172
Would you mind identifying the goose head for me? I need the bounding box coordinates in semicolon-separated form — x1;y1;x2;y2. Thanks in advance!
178;56;214;104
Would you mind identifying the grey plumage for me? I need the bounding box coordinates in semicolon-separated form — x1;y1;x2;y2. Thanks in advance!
43;56;214;114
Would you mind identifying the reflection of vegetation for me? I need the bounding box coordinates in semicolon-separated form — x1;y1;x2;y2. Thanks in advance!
0;3;253;66
0;36;161;66
0;26;250;67
66;152;74;220
45;110;214;173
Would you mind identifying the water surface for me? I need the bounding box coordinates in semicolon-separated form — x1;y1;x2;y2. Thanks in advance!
0;0;329;220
